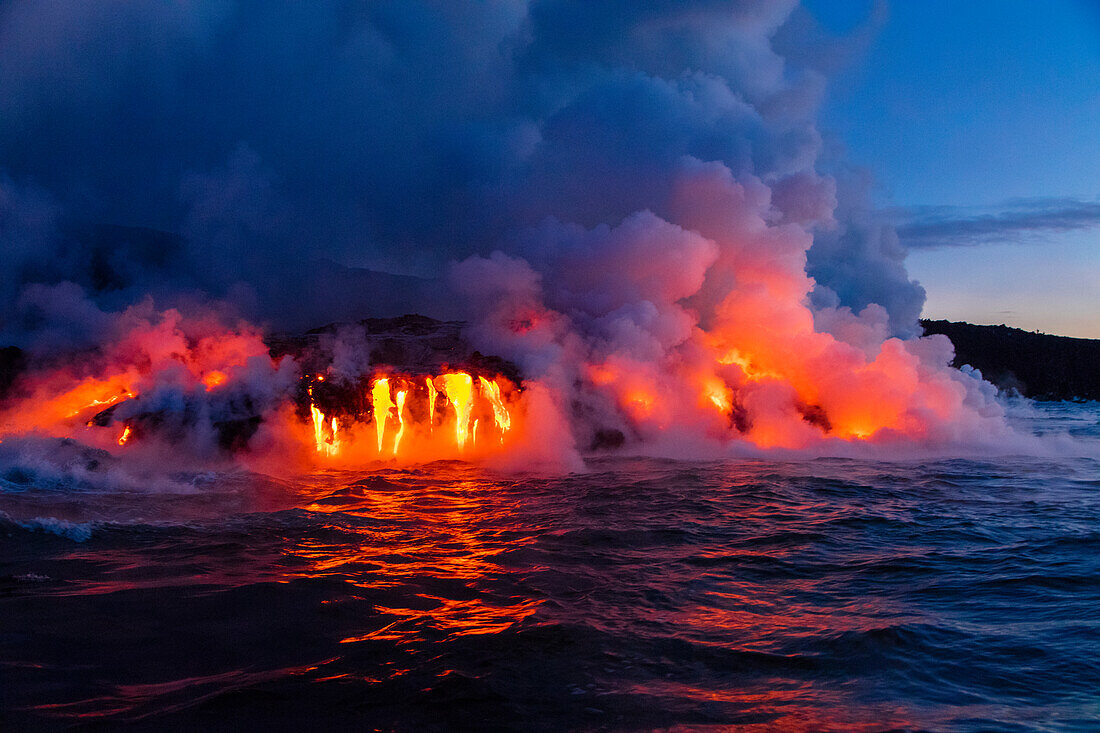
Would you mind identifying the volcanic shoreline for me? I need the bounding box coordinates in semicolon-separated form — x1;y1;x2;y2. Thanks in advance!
921;320;1100;402
2;316;1096;412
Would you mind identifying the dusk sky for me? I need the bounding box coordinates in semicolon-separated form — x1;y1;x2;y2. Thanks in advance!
808;0;1100;338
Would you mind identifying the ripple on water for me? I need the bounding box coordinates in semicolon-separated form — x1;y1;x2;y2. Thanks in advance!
2;441;1100;730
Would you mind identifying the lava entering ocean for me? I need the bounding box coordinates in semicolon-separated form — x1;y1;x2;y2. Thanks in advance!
0;1;1034;472
306;371;516;461
0;307;525;467
0;272;1015;473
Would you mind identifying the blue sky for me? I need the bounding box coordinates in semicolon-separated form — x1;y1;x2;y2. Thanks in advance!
807;0;1100;337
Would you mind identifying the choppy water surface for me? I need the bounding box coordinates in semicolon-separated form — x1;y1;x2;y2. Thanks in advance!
2;403;1099;731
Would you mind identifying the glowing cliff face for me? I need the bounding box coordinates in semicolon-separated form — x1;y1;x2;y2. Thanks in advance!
298;371;516;462
0;3;1022;470
0;295;1006;468
0;211;1010;469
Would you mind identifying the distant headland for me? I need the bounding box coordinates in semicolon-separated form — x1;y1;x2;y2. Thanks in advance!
922;320;1100;402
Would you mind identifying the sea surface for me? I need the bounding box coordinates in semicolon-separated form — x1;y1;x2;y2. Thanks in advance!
2;402;1099;731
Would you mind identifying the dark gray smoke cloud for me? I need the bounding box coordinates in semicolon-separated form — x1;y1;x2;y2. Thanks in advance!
0;0;923;340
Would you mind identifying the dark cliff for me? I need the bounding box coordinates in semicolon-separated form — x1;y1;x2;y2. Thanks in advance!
921;320;1100;401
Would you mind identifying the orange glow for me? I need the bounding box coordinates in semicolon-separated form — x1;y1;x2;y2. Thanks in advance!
716;348;779;381
393;389;408;454
587;364;618;386
0;309;287;452
65;391;130;418
371;378;396;453
624;389;655;419
0;263;982;463
309;399;341;458
479;376;511;442
45;379;134;423
439;372;474;449
289;473;545;643
295;370;517;463
426;376;437;433
201;370;228;389
0;310;518;464
704;377;731;413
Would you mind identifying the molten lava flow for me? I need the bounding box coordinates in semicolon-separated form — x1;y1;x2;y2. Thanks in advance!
67;391;131;418
330;416;341;452
309;399;341;458
371;378;396;453
52;379;134;421
479;376;511;442
393;389;408;455
0;304;516;466
0;373;138;439
0;300;523;464
439;372;474;449
704;378;731;414
426;377;437;433
301;369;516;462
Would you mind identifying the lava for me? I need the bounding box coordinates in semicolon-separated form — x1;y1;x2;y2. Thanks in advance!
309;394;341;458
479;376;511;442
371;378;396;453
0;294;1006;467
438;372;475;450
426;377;437;433
300;371;518;463
393;388;408;455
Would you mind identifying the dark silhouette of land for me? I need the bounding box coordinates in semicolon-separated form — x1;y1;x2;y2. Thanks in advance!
922;320;1099;401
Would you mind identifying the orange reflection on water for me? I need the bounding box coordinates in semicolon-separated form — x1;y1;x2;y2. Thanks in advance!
287;470;544;642
620;679;924;733
341;595;544;642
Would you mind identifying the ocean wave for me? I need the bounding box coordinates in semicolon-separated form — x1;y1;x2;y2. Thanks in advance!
1;512;95;542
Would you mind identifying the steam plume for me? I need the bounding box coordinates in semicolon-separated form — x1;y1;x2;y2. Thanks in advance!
0;2;1042;468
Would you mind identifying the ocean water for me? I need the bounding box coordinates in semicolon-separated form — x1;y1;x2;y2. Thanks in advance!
2;402;1099;732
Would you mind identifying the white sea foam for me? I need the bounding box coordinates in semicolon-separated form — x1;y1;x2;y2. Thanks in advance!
12;515;94;542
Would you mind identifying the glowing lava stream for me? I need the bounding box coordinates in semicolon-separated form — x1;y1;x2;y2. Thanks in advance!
426;377;437;433
67;391;130;418
439;372;474;449
393;388;408;454
308;386;341;457
371;378;396;452
303;371;515;462
479;376;511;442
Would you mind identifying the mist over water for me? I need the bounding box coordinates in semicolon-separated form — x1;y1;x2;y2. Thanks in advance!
2;402;1098;731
